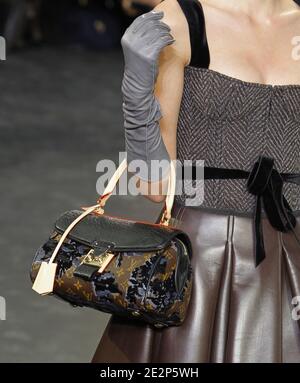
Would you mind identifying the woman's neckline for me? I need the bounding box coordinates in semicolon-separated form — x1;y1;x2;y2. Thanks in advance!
185;66;300;89
190;1;300;89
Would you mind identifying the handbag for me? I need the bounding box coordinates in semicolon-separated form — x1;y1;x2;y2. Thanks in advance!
30;159;193;328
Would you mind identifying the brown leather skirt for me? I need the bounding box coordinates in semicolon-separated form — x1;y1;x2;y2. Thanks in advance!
92;201;300;363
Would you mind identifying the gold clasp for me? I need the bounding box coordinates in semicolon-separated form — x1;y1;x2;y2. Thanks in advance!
82;249;115;273
160;210;170;226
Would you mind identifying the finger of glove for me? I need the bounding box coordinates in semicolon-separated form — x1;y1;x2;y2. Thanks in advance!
121;19;169;52
125;22;171;52
145;30;175;48
139;19;171;38
143;33;175;80
129;10;165;34
122;24;174;63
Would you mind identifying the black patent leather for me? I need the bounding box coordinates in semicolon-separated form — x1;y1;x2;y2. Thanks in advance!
55;210;192;256
73;263;99;281
174;239;190;295
31;232;193;328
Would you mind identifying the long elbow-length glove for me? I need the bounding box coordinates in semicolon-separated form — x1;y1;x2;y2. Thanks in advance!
121;10;175;182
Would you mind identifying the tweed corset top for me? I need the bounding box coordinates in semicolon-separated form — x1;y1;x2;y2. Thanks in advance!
174;0;300;213
175;67;300;212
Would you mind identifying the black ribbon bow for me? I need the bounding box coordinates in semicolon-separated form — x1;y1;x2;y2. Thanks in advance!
187;155;300;267
246;156;300;266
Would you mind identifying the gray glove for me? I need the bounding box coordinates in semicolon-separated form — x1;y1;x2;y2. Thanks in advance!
121;10;175;182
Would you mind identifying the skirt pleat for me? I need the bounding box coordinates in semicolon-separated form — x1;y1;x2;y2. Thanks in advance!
92;202;300;363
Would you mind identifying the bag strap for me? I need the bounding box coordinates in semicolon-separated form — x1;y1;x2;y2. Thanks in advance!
97;158;176;224
32;159;176;295
52;159;175;265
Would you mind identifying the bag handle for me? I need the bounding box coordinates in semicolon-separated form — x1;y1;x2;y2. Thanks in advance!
32;159;176;295
95;158;176;225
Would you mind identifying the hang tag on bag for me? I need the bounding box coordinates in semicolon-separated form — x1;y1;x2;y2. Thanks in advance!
31;158;175;297
32;204;102;296
32;262;57;295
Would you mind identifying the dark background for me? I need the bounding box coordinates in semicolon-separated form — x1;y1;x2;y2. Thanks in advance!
0;0;163;362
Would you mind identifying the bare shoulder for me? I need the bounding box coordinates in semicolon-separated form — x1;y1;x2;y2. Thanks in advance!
153;0;190;66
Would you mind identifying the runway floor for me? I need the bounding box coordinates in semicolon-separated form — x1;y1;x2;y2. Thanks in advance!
0;46;162;362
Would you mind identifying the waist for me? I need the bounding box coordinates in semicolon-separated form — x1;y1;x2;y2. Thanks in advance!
176;157;300;213
176;155;300;266
173;199;300;218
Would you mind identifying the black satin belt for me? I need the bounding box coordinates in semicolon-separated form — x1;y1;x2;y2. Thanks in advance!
185;155;300;267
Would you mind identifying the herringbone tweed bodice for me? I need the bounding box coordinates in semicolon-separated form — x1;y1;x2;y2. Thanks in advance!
175;67;300;213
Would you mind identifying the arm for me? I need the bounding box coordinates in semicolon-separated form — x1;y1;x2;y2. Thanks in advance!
122;0;189;203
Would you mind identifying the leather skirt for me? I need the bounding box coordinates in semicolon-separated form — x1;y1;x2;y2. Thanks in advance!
92;201;300;363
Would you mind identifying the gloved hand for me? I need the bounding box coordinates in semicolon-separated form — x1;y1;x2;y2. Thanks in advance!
121;10;175;182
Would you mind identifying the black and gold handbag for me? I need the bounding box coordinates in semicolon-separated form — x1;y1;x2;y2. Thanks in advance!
30;159;193;328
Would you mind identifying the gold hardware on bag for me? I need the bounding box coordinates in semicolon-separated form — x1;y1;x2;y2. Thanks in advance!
154;323;165;328
131;310;141;317
81;249;115;272
32;158;176;296
32;204;101;296
160;210;171;226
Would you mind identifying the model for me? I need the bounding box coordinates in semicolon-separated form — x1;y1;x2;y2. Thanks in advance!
92;0;300;362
